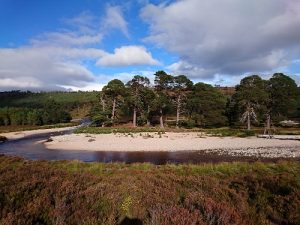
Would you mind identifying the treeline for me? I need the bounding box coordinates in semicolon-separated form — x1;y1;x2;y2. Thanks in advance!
0;91;99;126
92;71;300;130
0;100;71;126
0;90;98;109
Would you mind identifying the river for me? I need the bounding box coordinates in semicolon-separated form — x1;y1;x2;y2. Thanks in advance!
0;125;281;164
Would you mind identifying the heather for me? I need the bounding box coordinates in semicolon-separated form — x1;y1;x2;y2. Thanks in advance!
0;155;299;225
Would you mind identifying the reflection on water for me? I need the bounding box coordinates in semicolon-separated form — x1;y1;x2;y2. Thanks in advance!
0;129;275;164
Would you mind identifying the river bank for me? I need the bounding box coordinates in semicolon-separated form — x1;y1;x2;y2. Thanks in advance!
45;132;300;158
1;126;76;141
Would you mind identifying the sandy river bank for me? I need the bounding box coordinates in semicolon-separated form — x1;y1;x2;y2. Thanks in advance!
44;132;300;158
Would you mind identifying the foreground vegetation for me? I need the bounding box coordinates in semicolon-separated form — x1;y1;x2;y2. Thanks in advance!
0;155;299;225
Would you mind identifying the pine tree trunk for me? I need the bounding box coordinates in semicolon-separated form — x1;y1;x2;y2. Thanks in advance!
267;114;271;130
264;113;271;134
101;95;106;127
146;105;150;126
247;112;251;130
111;98;116;124
176;95;181;128
133;106;137;127
100;96;105;111
159;108;164;129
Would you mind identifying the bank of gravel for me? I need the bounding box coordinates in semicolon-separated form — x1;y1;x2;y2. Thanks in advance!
45;132;300;158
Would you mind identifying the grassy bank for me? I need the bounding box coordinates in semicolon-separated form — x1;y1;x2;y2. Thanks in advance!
75;126;300;137
75;126;258;137
0;122;78;133
0;155;299;224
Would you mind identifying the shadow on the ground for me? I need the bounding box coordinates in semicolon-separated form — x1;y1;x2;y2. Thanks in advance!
118;217;143;225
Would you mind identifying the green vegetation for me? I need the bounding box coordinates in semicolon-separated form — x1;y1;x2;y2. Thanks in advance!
206;128;256;137
1;72;299;132
0;91;98;109
91;72;300;131
0;155;299;224
229;73;300;132
0;100;72;127
74;126;167;134
0;91;98;121
75;126;300;138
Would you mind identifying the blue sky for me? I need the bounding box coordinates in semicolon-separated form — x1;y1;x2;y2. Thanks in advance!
0;0;300;91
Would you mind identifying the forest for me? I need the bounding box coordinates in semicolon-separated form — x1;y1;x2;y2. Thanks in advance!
91;71;300;131
0;72;299;130
0;91;98;126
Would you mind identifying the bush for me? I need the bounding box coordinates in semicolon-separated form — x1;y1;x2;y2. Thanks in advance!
207;128;256;137
179;120;196;129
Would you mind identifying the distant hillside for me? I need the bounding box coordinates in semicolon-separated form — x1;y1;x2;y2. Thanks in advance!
0;91;99;119
215;86;236;97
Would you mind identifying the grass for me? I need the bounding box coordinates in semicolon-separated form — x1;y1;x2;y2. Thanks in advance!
74;126;174;134
205;128;255;137
0;155;299;225
76;126;300;139
75;126;258;137
0;122;78;134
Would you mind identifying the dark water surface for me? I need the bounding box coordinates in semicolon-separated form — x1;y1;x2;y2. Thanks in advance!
0;128;289;164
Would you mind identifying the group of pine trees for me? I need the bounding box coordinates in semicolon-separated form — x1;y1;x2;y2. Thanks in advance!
92;71;300;130
0;71;298;129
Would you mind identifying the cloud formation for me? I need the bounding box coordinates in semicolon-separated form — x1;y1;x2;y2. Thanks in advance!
141;0;300;79
102;6;129;38
0;6;159;91
0;47;99;91
97;46;159;66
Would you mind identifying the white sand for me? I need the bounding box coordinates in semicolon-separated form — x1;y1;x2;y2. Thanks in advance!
44;132;300;158
1;127;75;141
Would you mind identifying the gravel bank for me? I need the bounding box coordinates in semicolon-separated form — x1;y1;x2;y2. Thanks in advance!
45;132;300;158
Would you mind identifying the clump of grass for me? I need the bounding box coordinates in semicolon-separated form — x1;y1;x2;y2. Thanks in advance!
206;128;256;137
75;127;161;134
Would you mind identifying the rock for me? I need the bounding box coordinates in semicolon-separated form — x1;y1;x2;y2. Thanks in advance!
0;136;7;143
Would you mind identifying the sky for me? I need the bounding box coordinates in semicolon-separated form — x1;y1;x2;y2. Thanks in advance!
0;0;300;91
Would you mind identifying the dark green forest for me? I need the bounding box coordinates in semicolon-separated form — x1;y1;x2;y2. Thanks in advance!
0;91;98;126
1;72;299;129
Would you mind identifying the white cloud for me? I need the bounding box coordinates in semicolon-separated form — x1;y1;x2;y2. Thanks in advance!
97;45;159;66
62;11;97;34
102;6;129;37
0;47;97;91
141;0;300;79
31;32;103;47
0;8;160;91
